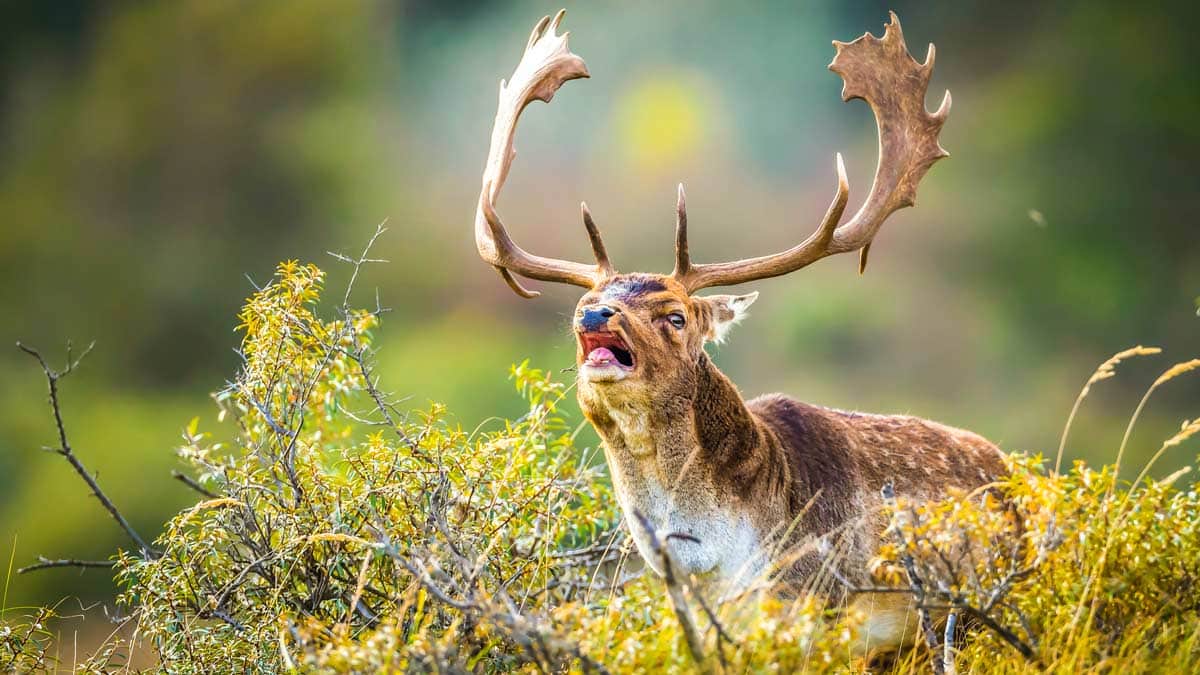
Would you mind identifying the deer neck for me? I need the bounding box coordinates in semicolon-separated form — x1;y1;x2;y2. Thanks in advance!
690;352;762;465
578;352;769;583
580;352;760;469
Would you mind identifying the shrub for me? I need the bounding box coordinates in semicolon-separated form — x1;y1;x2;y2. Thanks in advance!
4;256;1198;673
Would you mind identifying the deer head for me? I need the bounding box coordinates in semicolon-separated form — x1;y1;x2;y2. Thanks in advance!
474;9;949;408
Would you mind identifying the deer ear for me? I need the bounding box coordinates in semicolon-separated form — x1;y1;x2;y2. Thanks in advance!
701;292;759;344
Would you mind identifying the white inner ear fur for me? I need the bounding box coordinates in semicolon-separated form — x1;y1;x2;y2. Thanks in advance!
703;292;759;344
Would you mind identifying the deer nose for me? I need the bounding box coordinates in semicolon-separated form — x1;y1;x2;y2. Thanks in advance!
579;305;617;332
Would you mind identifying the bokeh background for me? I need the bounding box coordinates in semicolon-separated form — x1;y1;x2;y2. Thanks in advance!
2;0;1197;627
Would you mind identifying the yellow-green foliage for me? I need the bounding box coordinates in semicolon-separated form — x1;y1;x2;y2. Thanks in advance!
4;260;1199;673
879;454;1200;672
0;606;58;673
117;261;620;672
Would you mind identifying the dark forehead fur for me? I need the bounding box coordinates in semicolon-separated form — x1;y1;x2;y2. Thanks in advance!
594;274;671;300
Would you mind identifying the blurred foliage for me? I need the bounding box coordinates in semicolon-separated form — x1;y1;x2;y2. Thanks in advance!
3;260;1198;672
1;0;1198;620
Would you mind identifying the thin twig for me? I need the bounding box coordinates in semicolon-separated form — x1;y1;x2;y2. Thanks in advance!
328;220;389;310
172;470;218;498
18;557;114;574
692;586;737;672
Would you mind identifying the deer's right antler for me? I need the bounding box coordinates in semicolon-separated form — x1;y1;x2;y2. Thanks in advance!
475;10;611;298
672;12;951;292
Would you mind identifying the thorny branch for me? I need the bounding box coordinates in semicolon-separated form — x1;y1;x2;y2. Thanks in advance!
328;220;390;310
325;223;427;459
16;341;158;560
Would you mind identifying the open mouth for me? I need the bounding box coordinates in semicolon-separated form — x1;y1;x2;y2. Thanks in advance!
578;331;635;370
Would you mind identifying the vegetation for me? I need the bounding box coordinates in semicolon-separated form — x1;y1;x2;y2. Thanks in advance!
3;257;1197;673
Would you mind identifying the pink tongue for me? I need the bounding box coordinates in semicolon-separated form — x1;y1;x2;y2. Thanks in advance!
586;347;616;365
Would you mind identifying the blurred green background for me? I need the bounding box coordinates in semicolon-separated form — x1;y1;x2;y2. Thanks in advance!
2;0;1197;619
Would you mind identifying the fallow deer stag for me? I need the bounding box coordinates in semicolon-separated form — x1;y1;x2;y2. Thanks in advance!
473;10;1006;650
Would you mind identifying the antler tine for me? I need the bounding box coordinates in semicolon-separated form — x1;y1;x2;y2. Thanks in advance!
675;13;949;292
673;183;690;277
581;202;613;276
475;10;613;298
675;155;848;291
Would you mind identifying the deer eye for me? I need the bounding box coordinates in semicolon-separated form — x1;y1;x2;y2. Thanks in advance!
666;313;686;329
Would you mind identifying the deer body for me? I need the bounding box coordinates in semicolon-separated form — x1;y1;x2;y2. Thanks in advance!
573;275;1006;591
470;10;1004;653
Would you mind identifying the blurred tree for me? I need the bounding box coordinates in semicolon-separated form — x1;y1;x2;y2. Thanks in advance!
0;0;400;384
0;0;1196;613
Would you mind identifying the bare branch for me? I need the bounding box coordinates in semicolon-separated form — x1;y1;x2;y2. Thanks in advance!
956;605;1036;662
943;610;959;675
16;342;157;558
18;556;115;574
328;220;390;309
881;482;942;672
196;607;247;633
631;511;709;672
692;586;738;647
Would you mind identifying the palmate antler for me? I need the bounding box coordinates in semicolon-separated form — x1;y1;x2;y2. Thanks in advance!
475;10;610;298
476;11;950;297
673;12;951;292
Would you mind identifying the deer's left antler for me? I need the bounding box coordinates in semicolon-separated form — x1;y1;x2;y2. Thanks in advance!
475;10;612;298
673;12;951;292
